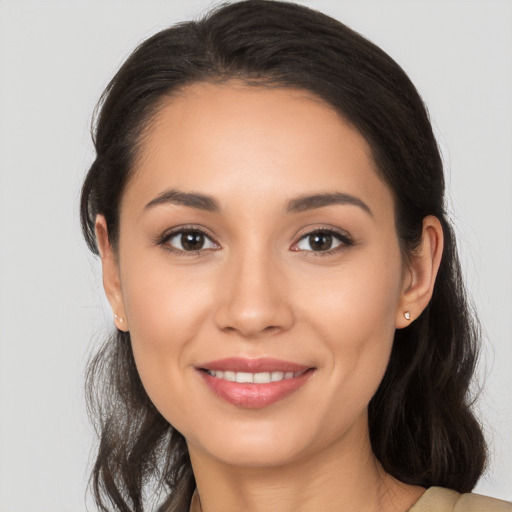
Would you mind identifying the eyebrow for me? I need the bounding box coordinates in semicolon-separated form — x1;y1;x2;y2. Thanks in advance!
144;189;372;217
286;192;373;216
144;189;220;212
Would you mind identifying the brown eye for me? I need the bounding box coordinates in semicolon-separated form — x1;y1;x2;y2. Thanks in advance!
308;233;334;251
181;231;205;250
166;230;218;252
294;230;349;253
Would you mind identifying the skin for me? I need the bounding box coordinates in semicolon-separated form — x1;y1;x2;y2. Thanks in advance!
96;82;443;512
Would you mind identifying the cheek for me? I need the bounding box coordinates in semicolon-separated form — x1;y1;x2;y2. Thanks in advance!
303;251;403;340
121;247;217;343
301;251;402;401
127;276;210;344
118;255;216;410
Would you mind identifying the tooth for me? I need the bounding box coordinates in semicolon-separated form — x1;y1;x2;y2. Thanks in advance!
207;369;299;383
224;371;236;382
271;371;284;382
236;372;254;383
253;372;272;384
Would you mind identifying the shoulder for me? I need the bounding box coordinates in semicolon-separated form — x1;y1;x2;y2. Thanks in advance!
409;487;512;512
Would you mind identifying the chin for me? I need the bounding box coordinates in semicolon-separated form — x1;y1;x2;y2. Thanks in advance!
197;435;309;468
184;409;339;470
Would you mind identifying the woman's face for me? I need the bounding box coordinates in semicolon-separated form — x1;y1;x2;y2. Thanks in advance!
104;82;412;468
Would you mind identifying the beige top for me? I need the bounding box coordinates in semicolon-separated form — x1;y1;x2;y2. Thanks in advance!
409;487;512;511
190;487;512;511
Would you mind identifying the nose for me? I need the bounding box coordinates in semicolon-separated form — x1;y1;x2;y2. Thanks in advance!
213;249;294;339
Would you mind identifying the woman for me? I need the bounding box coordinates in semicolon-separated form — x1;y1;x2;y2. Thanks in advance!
80;1;511;511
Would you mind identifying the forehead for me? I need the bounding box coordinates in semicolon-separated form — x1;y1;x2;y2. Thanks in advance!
124;81;392;216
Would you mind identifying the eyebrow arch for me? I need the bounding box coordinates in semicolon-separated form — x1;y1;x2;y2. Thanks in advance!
144;189;220;212
286;192;373;216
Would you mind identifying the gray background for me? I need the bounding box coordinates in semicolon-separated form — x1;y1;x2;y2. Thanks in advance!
0;1;510;510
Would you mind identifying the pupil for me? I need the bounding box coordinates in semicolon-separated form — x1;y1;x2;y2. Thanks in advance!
181;232;204;250
309;233;332;251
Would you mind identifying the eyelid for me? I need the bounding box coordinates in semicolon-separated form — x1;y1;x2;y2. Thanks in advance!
290;226;354;254
155;224;352;255
156;225;221;253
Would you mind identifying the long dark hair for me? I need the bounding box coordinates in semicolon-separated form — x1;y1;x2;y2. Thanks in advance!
80;1;486;510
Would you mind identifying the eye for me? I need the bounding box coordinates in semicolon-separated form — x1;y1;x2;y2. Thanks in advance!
163;229;219;252
293;229;351;253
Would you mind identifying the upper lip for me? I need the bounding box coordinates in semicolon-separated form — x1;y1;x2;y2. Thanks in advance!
198;357;312;373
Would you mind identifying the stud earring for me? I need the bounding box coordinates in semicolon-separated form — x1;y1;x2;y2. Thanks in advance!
404;311;411;321
114;314;124;324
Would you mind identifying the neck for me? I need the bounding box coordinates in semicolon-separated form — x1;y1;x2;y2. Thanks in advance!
187;417;423;512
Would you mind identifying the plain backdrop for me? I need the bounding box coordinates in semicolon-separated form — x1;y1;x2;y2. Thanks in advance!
0;1;510;510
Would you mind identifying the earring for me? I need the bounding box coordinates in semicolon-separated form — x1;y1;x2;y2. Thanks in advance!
404;311;411;321
114;314;124;324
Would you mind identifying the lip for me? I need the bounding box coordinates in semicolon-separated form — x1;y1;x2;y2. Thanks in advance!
197;357;315;408
198;357;311;373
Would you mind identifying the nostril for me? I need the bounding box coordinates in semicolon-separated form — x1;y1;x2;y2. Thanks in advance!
212;288;295;338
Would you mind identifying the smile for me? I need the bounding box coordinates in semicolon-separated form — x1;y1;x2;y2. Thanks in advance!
197;358;315;408
204;370;300;383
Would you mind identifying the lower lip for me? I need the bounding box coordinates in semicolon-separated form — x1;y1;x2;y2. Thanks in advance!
199;370;314;408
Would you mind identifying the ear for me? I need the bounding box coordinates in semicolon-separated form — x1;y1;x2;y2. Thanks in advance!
396;215;444;328
95;215;128;332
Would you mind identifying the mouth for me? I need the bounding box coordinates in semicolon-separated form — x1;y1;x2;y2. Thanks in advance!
197;358;316;408
201;369;307;383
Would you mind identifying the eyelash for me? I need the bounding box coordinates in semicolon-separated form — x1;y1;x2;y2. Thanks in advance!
156;226;219;256
292;228;354;256
156;226;353;256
